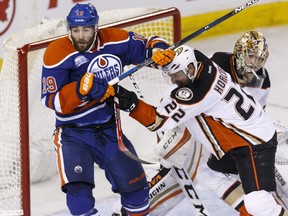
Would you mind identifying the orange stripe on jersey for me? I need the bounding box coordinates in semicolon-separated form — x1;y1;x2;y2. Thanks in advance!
194;61;204;81
43;36;76;66
57;81;83;114
204;117;250;152
130;100;157;127
53;128;66;188
248;145;260;190
97;28;129;47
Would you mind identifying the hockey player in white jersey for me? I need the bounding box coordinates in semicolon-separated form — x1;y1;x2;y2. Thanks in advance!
114;45;288;215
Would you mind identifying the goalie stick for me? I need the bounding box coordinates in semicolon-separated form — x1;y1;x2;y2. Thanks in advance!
108;0;260;86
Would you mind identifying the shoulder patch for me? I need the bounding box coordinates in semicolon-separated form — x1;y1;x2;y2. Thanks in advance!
175;87;193;101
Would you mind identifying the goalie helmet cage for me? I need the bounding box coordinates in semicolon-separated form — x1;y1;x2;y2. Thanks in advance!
0;7;180;216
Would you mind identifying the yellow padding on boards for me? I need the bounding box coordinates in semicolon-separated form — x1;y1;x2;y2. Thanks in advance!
181;1;288;40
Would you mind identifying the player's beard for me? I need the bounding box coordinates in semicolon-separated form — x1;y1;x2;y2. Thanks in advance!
72;34;96;53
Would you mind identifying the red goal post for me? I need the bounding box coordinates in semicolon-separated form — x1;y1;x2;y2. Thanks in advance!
0;7;180;216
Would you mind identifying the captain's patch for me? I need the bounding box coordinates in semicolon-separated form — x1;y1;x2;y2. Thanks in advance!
175;87;193;101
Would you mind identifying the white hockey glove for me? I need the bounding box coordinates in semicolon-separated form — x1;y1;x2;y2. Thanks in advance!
155;125;192;169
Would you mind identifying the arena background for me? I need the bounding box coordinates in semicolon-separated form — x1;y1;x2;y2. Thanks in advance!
0;0;287;69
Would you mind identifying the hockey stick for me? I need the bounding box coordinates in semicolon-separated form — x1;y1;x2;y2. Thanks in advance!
172;166;210;216
114;97;154;164
108;0;260;85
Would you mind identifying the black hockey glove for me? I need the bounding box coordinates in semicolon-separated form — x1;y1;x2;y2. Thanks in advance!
114;85;139;112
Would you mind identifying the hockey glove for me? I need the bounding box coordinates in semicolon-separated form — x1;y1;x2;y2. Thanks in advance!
152;49;175;67
114;85;139;112
77;72;114;102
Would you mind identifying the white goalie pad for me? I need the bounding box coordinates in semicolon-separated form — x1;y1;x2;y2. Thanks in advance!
273;121;288;210
148;140;203;216
154;125;192;168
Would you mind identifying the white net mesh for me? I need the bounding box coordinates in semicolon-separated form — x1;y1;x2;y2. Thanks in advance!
0;7;179;215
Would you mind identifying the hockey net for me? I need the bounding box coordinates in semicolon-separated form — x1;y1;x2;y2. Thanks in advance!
0;7;180;216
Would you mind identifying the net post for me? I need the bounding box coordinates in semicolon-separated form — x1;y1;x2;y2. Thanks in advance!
17;45;31;216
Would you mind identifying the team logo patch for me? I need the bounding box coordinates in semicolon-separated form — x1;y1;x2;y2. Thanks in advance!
74;55;89;67
87;54;122;82
175;87;193;101
74;165;83;173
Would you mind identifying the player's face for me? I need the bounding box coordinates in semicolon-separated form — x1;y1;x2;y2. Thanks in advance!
169;70;191;87
70;26;96;53
168;64;195;87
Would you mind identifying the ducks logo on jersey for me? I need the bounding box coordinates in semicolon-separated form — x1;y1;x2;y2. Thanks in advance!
175;87;193;101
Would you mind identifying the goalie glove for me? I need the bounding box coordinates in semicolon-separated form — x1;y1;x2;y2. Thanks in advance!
152;49;175;67
114;85;139;112
77;72;115;102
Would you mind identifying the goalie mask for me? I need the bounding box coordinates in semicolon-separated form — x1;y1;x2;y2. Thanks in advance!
162;45;199;84
233;31;269;87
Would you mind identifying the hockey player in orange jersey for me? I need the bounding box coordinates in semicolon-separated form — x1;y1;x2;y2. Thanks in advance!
41;3;170;216
114;45;288;216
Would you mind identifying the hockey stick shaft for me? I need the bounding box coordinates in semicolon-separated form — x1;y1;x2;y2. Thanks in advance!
108;0;260;86
172;166;210;216
114;97;154;164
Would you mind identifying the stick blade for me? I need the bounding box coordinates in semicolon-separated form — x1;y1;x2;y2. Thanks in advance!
122;149;155;165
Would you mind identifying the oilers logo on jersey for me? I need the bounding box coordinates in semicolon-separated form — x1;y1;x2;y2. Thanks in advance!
87;54;123;81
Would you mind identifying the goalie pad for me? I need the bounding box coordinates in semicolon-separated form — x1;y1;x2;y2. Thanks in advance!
154;125;192;169
274;124;288;210
149;133;203;216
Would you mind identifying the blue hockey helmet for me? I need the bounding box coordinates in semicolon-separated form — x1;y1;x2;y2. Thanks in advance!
67;3;99;27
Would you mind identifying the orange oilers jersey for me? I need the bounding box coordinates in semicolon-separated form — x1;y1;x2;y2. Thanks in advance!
131;50;276;158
